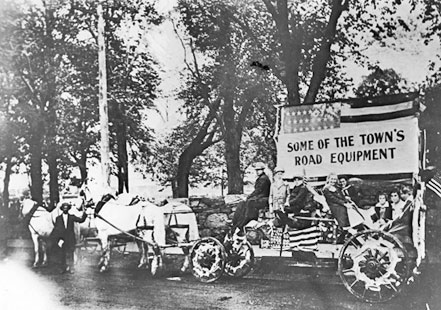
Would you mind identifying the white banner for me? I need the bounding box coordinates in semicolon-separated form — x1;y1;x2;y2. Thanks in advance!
276;118;419;178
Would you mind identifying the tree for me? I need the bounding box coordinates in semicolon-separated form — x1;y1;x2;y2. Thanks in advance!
94;0;161;193
0;0;162;206
0;1;85;205
0;71;24;209
175;0;425;194
148;125;224;197
55;0;161;193
178;0;281;194
354;67;410;97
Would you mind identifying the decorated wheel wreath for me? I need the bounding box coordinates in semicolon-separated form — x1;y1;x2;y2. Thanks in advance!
190;237;226;283
338;230;410;303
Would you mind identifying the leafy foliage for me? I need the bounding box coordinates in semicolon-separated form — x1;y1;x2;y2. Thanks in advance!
354;67;410;97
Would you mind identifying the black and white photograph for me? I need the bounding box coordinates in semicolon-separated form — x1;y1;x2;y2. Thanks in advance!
1;0;441;309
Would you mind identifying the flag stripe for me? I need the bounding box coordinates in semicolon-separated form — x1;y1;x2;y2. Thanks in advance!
427;185;441;198
289;230;321;241
288;226;320;235
280;93;418;134
428;180;441;192
341;101;414;117
427;171;441;198
341;108;417;123
288;226;321;249
347;92;418;108
428;182;441;198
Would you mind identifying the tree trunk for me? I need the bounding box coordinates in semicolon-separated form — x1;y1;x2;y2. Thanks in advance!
2;156;12;210
98;0;111;189
304;0;346;103
78;152;88;183
116;102;129;194
116;127;129;194
29;136;44;205
223;97;243;194
224;136;243;194
174;130;218;198
47;147;59;208
175;151;192;198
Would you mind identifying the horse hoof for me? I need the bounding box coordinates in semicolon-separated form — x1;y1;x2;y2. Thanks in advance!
180;264;189;273
151;258;161;276
41;262;48;267
100;266;106;272
180;259;190;273
32;263;39;268
151;264;159;276
137;263;145;269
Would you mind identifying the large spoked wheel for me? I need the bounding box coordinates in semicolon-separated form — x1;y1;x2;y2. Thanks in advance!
338;229;410;303
190;237;226;283
224;240;255;278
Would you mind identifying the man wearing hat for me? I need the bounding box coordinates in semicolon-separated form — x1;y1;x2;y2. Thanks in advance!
272;173;316;229
231;162;271;235
269;166;290;217
286;174;313;215
52;202;87;273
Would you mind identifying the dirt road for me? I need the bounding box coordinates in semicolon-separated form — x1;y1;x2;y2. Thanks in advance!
1;248;440;310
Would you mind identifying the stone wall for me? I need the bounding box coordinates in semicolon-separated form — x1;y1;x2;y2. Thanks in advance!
189;196;242;240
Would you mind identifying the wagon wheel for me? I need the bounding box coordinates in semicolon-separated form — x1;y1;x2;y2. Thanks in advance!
190;237;226;283
224;240;255;278
338;229;410;303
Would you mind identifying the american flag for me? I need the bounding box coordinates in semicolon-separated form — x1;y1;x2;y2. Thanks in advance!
282;103;341;133
279;92;419;135
288;226;321;251
427;171;441;198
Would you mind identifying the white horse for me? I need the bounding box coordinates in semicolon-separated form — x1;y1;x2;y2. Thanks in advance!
161;200;200;272
88;192;166;273
21;199;56;267
21;197;85;268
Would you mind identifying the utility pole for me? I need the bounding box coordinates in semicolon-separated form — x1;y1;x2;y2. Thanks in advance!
97;0;111;189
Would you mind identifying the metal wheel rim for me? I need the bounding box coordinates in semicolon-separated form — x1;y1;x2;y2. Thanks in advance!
190;237;226;283
224;241;255;277
338;229;410;303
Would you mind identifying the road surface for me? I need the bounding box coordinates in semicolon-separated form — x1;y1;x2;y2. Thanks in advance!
0;247;440;310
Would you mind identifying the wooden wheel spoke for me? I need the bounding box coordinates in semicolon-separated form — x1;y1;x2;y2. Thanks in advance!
362;288;367;298
385;282;398;292
349;238;361;248
350;278;360;288
342;268;355;274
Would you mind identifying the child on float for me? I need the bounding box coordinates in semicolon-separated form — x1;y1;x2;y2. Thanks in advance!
373;192;392;225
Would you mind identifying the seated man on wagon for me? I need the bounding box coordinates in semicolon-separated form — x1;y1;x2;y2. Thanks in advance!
230;162;271;236
273;173;317;229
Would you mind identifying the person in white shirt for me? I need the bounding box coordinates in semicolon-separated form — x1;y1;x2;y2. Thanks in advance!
390;188;405;220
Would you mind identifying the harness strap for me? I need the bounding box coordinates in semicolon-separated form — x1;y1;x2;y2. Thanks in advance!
23;202;41;226
95;213;156;247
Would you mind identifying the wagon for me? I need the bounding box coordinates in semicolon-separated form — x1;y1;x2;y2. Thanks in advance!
188;92;428;303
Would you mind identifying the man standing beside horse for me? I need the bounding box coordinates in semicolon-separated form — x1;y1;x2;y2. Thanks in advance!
52;202;87;274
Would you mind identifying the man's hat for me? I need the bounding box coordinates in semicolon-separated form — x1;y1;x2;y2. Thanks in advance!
254;162;266;170
274;166;285;174
60;202;72;210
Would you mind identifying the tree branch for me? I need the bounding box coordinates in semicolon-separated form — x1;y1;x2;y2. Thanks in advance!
304;0;347;103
